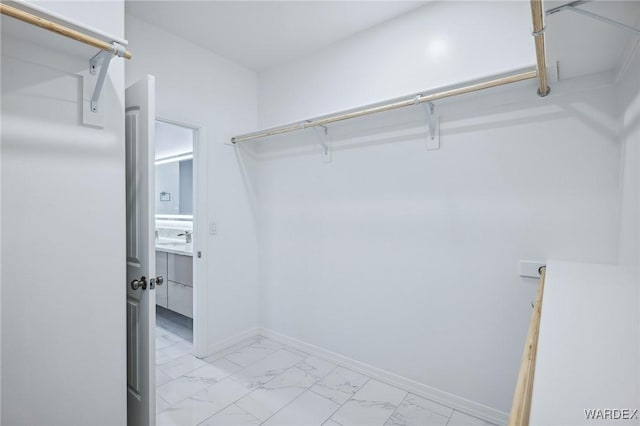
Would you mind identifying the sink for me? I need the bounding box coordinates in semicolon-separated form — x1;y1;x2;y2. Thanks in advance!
156;240;193;256
157;241;187;247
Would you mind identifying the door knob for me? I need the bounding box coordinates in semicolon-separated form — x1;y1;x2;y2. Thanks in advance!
131;276;147;290
150;276;164;289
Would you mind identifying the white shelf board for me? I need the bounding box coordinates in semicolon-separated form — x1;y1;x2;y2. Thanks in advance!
530;260;639;425
1;0;130;127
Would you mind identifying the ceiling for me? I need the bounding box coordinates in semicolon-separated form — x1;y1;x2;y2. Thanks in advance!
125;1;428;71
545;0;640;80
126;1;640;80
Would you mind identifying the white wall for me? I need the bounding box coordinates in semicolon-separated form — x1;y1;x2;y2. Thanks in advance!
252;80;622;414
250;1;624;415
615;42;640;401
125;15;261;350
258;1;535;127
155;120;194;159
1;2;126;425
617;45;640;276
157;161;181;214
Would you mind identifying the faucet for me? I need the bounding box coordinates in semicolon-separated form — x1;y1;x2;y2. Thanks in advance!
177;230;192;243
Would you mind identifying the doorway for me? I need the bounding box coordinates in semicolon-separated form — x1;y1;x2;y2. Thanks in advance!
152;119;203;408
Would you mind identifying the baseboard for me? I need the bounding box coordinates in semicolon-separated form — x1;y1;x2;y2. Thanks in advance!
258;327;509;426
206;327;261;355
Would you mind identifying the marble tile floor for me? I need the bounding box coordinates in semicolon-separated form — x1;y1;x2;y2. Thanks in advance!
157;306;193;342
155;326;497;426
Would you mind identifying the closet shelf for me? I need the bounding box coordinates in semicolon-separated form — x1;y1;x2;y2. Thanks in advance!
529;260;639;424
1;0;131;116
230;68;538;146
1;0;130;55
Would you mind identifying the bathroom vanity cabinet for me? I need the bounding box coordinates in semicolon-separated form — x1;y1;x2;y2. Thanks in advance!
155;250;193;318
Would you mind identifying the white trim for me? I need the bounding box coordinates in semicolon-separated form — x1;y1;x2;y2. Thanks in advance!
192;122;208;358
155;117;208;358
200;326;509;424
206;328;261;355
258;328;509;426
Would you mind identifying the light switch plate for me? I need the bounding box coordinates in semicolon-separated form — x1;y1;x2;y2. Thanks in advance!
519;260;546;278
209;222;217;235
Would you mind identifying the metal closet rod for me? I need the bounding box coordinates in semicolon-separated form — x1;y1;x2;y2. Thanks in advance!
231;69;538;144
0;3;132;59
232;0;550;144
530;0;550;97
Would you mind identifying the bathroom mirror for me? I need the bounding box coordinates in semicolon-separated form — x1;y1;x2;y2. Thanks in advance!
156;155;193;215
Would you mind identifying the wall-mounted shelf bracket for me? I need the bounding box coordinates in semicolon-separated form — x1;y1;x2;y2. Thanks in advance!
89;50;113;113
89;42;126;113
82;42;127;128
422;101;440;150
546;1;640;35
311;123;331;163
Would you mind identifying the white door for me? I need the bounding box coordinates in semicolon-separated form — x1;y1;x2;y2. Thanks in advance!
126;75;158;426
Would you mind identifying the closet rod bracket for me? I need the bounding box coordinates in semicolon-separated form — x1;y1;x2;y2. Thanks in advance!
546;0;640;35
89;42;126;113
421;100;440;150
311;123;331;163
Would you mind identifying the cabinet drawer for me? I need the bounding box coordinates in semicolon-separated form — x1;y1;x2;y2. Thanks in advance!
155;251;168;308
168;281;192;318
156;280;168;308
168;254;193;286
